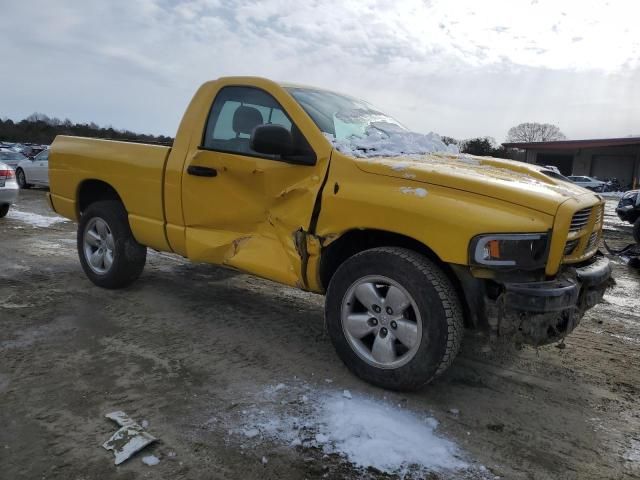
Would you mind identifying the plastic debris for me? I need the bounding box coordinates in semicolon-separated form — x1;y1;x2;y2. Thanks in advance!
102;411;157;465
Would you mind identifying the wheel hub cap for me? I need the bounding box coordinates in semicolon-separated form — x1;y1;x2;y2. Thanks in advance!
341;275;422;369
83;217;115;275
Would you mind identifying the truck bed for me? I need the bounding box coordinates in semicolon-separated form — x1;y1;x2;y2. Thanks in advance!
49;136;172;250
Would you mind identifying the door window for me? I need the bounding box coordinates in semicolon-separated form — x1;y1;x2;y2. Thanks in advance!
202;86;312;161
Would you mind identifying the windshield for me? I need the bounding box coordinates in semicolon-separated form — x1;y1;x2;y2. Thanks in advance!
286;87;405;140
541;170;571;182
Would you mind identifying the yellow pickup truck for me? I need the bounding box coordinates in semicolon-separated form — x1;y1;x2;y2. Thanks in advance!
48;76;611;390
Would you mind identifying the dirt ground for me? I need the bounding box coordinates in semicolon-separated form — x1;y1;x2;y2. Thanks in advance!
1;189;639;480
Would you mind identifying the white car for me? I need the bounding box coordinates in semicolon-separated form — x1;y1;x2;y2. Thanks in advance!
0;162;19;218
567;175;606;191
16;148;49;188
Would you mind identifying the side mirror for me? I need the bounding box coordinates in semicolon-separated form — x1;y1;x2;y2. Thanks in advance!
250;124;293;156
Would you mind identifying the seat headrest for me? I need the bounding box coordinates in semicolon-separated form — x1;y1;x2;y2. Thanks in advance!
232;106;264;135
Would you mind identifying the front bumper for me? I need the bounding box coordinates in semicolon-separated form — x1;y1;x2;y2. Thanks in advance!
487;254;612;345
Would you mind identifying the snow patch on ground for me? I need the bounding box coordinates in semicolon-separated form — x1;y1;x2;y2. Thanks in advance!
225;383;478;478
326;122;458;158
318;391;467;473
600;191;627;198
624;439;640;464
6;209;67;228
400;187;428;198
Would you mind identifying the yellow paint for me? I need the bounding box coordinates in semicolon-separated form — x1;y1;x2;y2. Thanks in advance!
49;76;603;294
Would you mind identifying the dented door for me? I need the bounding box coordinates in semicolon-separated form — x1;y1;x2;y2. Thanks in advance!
180;82;330;288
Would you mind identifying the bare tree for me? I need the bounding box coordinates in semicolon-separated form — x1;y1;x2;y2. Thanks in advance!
440;136;459;146
506;123;566;143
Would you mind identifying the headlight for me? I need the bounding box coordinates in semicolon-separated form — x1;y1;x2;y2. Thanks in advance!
470;233;549;269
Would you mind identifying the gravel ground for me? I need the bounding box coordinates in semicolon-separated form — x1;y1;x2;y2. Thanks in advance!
1;189;639;480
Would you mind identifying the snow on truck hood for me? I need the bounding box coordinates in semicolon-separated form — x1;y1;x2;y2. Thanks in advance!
327;125;593;215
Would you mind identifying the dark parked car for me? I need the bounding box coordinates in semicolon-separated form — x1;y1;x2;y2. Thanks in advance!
616;190;640;243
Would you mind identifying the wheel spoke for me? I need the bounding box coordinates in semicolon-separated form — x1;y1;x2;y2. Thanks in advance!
345;313;375;339
354;282;382;309
105;233;115;250
371;333;396;364
384;285;410;313
96;220;108;238
104;250;114;270
85;230;101;247
393;319;418;349
89;249;104;269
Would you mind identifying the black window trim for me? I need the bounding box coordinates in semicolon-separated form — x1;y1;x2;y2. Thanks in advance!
199;84;317;166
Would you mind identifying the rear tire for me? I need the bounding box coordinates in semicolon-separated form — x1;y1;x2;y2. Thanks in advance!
633;217;640;244
0;204;9;218
77;200;146;289
325;247;464;391
16;168;30;189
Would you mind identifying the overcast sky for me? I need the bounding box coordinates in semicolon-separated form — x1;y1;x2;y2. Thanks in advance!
1;0;639;142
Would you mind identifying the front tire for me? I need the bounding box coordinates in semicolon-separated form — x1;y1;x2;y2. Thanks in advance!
633;217;640;244
16;168;30;189
325;247;464;391
0;204;9;218
77;200;147;289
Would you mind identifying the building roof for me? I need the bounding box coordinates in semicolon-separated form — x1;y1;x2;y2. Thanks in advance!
502;136;640;150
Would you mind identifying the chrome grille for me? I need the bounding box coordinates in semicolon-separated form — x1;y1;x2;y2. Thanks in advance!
586;232;599;252
569;207;592;232
564;239;579;256
594;205;604;224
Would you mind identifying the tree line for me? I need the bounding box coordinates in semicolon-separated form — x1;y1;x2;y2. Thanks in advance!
445;122;566;157
0;113;173;145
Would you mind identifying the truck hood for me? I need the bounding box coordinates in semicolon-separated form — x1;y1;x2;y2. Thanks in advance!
354;153;596;215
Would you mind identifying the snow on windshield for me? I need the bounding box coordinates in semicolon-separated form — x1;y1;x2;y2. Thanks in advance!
326;121;459;158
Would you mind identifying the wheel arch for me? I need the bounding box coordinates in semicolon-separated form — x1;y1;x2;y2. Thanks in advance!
318;229;474;327
76;179;125;217
15;166;26;182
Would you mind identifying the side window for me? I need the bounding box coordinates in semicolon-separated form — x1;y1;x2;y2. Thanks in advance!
39;151;49;162
202;86;307;160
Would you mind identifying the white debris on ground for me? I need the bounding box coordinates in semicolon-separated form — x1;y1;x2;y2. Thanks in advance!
243;428;260;439
224;383;481;478
325;122;458;158
102;411;157;465
6;209;67;228
142;455;160;466
400;187;428;198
